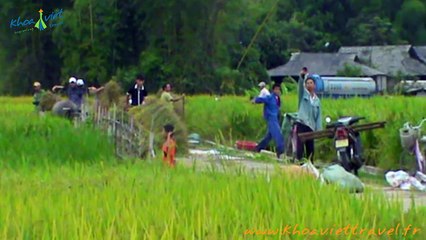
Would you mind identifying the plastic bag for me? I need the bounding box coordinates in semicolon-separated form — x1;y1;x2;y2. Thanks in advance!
385;170;426;191
301;162;320;178
188;133;201;145
301;162;325;184
415;171;426;182
321;164;365;193
385;170;410;188
408;177;426;191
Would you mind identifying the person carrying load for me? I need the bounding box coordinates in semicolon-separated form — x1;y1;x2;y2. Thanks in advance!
252;84;285;159
52;77;85;111
32;81;46;114
160;83;185;104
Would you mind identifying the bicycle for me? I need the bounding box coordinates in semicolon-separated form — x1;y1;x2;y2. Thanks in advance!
399;118;426;175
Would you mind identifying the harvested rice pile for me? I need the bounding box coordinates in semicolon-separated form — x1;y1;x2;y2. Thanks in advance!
128;98;188;156
172;94;185;118
156;90;185;118
98;80;122;108
40;91;62;111
52;100;78;118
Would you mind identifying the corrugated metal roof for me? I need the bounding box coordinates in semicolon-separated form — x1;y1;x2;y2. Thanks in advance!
412;46;426;64
339;45;426;76
267;52;385;77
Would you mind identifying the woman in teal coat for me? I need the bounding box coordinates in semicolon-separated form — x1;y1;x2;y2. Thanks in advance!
296;74;322;163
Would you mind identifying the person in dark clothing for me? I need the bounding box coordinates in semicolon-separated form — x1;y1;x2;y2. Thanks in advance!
52;77;85;110
275;91;281;123
295;122;315;162
126;74;148;108
252;84;285;159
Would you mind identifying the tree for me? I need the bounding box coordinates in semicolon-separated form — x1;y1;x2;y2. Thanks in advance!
0;0;72;95
348;15;400;45
0;0;423;95
282;14;320;52
396;0;426;44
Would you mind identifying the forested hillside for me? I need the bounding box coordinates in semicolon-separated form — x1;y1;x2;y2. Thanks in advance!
1;0;425;95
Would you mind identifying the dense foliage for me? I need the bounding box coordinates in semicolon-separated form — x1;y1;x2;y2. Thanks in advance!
1;0;425;95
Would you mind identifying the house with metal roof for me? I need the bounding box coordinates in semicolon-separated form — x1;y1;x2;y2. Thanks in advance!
338;45;426;78
412;46;426;64
267;52;388;92
268;45;426;93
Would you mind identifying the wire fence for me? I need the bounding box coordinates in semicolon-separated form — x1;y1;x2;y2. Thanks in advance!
91;104;147;160
84;96;186;160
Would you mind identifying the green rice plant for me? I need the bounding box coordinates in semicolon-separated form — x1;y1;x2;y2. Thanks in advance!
1;96;426;239
5;94;425;169
185;94;426;169
0;97;115;168
185;95;267;141
0;161;424;239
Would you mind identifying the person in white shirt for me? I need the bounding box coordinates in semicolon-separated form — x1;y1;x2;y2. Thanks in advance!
258;82;270;97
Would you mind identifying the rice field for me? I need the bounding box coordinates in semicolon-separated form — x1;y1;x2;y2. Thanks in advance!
0;96;425;239
185;94;426;169
0;97;115;168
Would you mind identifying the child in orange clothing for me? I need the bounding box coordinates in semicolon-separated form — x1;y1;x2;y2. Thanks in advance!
162;124;177;167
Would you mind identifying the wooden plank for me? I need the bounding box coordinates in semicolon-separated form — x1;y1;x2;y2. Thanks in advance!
351;122;386;132
297;121;387;142
297;129;333;141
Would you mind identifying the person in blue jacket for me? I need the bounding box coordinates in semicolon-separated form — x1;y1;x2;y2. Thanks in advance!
252;84;285;159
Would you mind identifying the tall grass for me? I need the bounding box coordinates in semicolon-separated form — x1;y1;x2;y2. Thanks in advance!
5;95;425;169
0;97;115;168
0;161;424;239
1;97;425;239
185;95;426;169
185;95;266;141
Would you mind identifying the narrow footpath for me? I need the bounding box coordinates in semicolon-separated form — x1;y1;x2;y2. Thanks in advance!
178;151;426;213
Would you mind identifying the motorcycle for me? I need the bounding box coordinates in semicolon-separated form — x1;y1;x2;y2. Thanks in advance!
325;116;365;176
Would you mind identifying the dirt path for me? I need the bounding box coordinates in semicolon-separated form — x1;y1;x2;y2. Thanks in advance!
371;186;426;212
178;153;426;212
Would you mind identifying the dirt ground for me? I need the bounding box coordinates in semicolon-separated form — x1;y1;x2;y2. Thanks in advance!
371;186;426;212
179;153;426;212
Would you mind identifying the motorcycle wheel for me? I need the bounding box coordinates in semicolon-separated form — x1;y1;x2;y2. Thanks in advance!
350;147;364;172
338;151;352;172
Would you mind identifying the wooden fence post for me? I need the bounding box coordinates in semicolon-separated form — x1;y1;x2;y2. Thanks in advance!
182;96;185;120
91;103;150;160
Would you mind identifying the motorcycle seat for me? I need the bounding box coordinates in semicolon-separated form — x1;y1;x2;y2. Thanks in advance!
338;116;365;126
